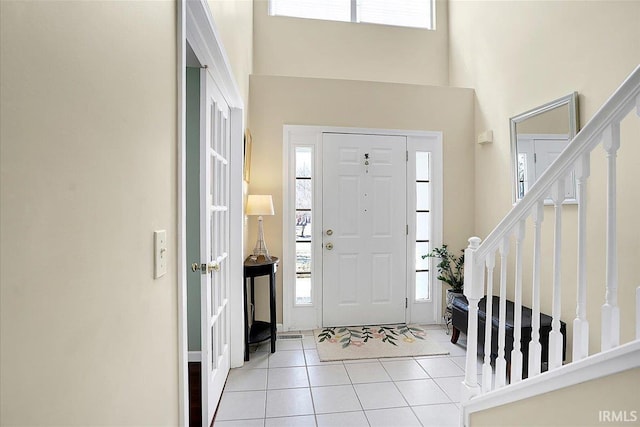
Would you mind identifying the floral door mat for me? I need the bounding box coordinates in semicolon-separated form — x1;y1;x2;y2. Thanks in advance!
314;324;449;361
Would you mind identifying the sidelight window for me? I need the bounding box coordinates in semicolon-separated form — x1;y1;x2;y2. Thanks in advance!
295;147;313;305
415;151;431;301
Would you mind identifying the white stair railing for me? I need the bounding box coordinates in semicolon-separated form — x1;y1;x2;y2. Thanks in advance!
460;65;640;406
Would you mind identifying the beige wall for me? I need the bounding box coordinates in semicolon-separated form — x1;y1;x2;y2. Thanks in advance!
208;0;253;115
253;0;449;86
471;367;640;426
248;75;474;322
449;0;640;359
0;1;178;424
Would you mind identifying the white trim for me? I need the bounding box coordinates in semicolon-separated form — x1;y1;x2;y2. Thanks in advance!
185;0;243;108
282;125;443;331
180;1;245;425
406;134;444;325
461;340;640;426
177;1;188;426
282;128;323;331
188;351;202;362
228;108;244;367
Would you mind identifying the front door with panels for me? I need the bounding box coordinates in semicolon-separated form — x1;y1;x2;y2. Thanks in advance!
322;133;407;326
197;69;231;426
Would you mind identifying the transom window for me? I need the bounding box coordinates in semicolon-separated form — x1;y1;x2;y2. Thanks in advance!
269;0;434;30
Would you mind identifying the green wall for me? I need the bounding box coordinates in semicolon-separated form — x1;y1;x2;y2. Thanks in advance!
186;67;201;351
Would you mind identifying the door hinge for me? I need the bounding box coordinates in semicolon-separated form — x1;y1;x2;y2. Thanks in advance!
405;298;408;308
406;150;409;162
534;152;537;162
406;224;409;235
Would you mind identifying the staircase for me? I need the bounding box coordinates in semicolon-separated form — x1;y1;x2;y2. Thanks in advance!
460;65;640;426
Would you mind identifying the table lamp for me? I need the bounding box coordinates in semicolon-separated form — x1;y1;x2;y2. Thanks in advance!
246;194;275;261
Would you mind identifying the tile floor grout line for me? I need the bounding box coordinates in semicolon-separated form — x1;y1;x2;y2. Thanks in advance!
218;325;463;426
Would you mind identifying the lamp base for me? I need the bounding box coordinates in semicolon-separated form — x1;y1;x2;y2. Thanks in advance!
253;216;271;261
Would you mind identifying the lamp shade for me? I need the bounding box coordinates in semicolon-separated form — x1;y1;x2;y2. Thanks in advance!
246;194;275;216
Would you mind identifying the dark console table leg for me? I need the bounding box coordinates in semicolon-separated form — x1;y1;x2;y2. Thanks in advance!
269;270;277;353
244;277;249;361
250;277;256;323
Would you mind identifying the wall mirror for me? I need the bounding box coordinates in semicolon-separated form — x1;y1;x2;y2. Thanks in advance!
510;92;579;204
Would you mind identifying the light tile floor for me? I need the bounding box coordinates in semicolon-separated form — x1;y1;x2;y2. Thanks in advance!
214;325;475;427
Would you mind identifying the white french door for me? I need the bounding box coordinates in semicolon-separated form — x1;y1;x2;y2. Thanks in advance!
199;69;231;425
322;133;407;326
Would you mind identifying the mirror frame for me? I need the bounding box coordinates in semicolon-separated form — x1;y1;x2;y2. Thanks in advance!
510;92;579;204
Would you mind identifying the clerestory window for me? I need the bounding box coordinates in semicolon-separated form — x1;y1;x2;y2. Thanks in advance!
269;0;434;30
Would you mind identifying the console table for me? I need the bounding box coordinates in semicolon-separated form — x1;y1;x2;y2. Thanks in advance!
244;256;278;361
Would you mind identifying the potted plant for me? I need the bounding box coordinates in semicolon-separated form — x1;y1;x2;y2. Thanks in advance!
422;244;465;309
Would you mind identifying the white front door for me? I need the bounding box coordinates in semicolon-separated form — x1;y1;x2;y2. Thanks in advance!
322;133;407;326
199;69;231;425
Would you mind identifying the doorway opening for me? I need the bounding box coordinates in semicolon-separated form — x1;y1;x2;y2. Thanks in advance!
179;2;245;425
282;126;443;331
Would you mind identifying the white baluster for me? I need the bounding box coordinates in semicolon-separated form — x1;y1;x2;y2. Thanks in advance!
495;237;510;388
461;237;483;403
601;123;620;351
510;220;526;383
573;153;590;361
549;180;565;370
482;252;496;393
528;201;544;377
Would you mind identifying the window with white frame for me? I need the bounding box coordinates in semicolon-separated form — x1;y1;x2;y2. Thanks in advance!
295;147;313;305
415;151;431;301
269;0;434;30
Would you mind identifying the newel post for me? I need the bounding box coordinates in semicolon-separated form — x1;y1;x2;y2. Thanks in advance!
461;236;483;404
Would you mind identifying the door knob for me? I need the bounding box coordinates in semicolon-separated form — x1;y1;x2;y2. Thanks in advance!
326;229;333;236
191;262;220;274
325;243;334;250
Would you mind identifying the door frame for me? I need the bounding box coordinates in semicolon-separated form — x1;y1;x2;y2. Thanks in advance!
178;1;245;425
282;125;443;332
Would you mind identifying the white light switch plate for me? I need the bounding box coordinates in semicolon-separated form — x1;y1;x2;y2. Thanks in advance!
154;230;167;279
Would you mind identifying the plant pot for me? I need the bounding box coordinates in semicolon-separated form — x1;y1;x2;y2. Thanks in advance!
446;289;464;310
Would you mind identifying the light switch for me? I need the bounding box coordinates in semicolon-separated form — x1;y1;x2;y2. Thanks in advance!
154;230;167;279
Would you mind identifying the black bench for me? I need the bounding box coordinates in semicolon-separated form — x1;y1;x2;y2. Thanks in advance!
451;295;566;377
